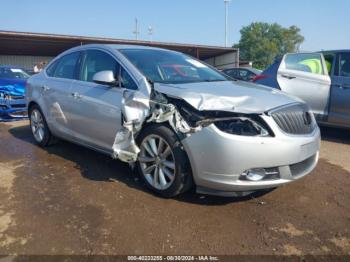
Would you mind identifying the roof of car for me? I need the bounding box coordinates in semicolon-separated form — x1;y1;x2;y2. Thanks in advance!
68;44;174;52
320;50;350;53
59;44;179;58
107;44;168;51
223;67;261;71
0;65;23;69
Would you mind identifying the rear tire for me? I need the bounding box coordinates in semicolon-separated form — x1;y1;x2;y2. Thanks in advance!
136;124;193;198
29;105;52;147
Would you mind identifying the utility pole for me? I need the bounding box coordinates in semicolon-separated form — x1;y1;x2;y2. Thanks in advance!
224;0;231;47
133;18;140;40
148;26;154;42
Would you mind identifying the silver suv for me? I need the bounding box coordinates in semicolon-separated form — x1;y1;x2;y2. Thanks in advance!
26;44;321;197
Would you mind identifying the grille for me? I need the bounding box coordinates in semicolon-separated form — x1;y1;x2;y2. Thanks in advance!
11;96;25;100
11;104;26;108
269;103;316;135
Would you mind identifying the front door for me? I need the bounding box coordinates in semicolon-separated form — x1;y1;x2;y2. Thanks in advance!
68;49;123;151
328;52;350;127
277;53;331;121
68;49;139;152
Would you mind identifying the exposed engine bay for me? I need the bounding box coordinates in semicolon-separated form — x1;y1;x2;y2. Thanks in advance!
112;85;272;163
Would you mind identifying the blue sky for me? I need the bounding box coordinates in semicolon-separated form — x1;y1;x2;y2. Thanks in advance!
0;0;349;51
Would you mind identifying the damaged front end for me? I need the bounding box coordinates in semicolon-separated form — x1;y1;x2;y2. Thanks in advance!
0;86;27;118
111;90;150;163
111;84;272;164
111;88;197;163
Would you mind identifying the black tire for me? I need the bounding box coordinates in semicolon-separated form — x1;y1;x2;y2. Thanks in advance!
29;104;52;147
136;124;193;198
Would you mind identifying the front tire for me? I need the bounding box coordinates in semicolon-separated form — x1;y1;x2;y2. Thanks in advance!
136;125;193;198
29;105;52;147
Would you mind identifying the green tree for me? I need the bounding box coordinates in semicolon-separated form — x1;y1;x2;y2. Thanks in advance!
234;22;304;69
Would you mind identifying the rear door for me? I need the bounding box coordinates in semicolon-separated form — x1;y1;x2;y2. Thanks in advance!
42;51;81;138
328;52;350;126
277;53;331;120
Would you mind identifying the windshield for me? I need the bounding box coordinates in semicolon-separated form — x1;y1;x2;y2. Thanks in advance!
119;49;228;84
0;67;30;80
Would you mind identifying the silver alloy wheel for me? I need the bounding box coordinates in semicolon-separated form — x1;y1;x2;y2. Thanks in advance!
30;109;45;143
139;134;176;190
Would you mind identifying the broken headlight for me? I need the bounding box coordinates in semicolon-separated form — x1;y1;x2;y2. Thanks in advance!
0;92;9;106
214;117;271;137
164;96;273;137
0;92;11;100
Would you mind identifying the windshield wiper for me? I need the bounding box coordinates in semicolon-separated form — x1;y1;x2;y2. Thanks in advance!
201;79;227;82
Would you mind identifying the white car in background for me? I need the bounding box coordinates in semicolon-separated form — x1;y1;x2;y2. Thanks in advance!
255;51;350;129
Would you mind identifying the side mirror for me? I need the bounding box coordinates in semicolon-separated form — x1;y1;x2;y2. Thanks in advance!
93;71;119;87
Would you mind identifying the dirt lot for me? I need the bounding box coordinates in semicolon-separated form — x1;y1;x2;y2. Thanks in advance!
0;120;349;256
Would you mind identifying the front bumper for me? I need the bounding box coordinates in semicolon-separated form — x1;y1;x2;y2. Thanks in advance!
0;97;27;118
182;115;321;196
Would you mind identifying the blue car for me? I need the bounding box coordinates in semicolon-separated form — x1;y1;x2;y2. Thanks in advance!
0;66;29;119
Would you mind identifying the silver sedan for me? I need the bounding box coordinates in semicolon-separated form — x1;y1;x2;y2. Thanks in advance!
26;44;320;197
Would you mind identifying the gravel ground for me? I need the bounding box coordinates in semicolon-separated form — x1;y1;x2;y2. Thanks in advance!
0;121;349;257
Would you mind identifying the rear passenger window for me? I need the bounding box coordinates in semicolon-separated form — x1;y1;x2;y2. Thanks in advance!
227;69;237;78
284;53;324;75
53;52;80;79
46;60;59;77
222;70;233;79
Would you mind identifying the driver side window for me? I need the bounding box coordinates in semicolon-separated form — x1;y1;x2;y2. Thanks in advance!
80;50;120;82
79;49;138;90
339;53;350;78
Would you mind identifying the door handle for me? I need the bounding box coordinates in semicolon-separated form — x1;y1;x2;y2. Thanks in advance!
41;85;50;92
71;92;82;99
281;74;296;80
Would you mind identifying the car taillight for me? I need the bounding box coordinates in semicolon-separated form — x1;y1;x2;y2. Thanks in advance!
253;74;270;82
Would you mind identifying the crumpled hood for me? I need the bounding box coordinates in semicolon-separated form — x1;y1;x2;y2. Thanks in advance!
154;80;303;114
0;84;25;97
